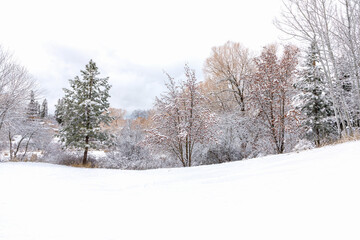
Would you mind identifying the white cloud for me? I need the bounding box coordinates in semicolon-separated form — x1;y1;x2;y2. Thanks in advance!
0;0;284;114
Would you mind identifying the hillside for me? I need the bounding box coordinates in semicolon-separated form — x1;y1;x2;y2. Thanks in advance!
0;141;360;240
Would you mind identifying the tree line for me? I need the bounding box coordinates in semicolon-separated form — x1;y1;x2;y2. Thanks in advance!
1;0;359;168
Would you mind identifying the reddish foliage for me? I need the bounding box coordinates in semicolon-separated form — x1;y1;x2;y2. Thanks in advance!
249;44;300;153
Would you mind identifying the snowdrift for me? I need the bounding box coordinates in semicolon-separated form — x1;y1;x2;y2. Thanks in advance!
1;141;360;240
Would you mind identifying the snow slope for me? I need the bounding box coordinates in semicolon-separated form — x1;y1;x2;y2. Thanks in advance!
1;141;360;240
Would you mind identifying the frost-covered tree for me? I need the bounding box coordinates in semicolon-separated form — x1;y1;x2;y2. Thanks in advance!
40;99;48;118
275;0;357;137
130;109;149;119
249;44;299;154
36;101;41;116
54;98;64;124
295;42;335;146
0;46;34;133
105;119;151;169
5;116;48;161
336;55;360;128
203;41;253;112
199;110;265;164
27;90;38;119
59;60;112;165
145;65;217;167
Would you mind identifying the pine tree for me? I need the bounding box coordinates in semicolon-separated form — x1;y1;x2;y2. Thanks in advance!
40;99;48;118
54;98;64;124
36;101;41;116
59;59;113;165
27;90;38;120
295;41;335;146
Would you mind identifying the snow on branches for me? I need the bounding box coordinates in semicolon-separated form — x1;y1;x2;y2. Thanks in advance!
58;60;112;165
249;44;300;154
144;64;217;167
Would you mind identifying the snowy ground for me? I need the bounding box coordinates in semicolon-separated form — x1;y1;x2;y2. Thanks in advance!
1;141;360;240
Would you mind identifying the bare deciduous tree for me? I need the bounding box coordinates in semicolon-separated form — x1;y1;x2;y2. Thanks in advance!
0;46;34;133
275;0;355;136
333;0;360;125
145;65;217;167
203;41;253;112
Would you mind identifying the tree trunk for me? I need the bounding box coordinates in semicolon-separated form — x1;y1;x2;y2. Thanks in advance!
14;136;26;160
315;127;321;147
21;132;35;161
83;71;93;166
8;131;13;161
83;136;89;165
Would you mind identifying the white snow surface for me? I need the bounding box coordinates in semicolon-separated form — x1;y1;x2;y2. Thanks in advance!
1;141;360;240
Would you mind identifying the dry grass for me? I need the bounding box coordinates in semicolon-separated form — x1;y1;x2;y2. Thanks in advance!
320;130;360;147
9;157;19;162
29;154;38;162
69;162;95;168
60;155;98;168
8;153;39;162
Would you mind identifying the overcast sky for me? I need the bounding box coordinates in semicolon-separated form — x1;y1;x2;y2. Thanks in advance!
1;0;284;114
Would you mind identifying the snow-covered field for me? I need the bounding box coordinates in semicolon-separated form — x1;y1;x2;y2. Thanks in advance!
1;141;360;240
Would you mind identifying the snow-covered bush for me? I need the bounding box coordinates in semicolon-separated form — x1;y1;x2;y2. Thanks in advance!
103;151;176;170
293;139;315;152
195;145;243;165
101;118;177;169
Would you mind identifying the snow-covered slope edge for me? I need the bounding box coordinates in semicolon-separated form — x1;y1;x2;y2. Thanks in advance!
0;141;359;240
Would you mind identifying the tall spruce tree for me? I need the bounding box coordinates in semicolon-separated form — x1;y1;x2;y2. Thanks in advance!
295;42;335;146
59;60;112;165
40;99;48;118
54;98;64;124
36;101;41;116
27;90;38;119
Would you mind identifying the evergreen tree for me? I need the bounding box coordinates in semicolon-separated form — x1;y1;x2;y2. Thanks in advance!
36;101;41;116
54;98;64;124
27;90;38;119
59;60;112;165
295;42;335;146
40;99;48;118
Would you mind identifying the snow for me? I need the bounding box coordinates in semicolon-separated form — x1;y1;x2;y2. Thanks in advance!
12;135;23;145
89;150;107;159
1;141;360;240
0;152;10;162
